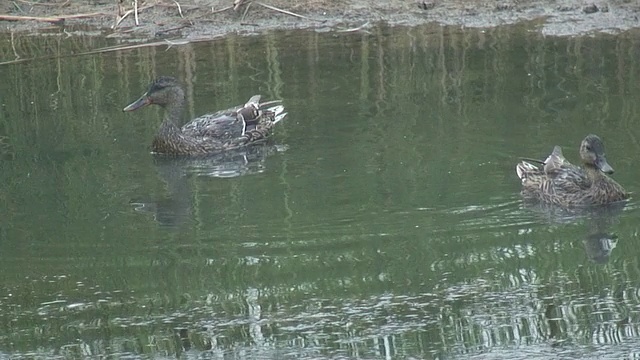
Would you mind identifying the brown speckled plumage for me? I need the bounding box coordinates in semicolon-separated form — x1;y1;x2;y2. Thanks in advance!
123;76;286;156
515;134;629;207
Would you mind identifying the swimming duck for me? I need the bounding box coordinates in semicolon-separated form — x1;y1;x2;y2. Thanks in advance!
123;76;286;155
516;134;629;207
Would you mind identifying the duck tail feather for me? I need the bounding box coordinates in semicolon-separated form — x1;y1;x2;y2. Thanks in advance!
273;112;287;125
266;105;285;117
245;95;262;108
516;161;538;183
259;99;283;108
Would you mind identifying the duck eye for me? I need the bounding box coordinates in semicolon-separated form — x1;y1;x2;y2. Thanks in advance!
585;145;592;151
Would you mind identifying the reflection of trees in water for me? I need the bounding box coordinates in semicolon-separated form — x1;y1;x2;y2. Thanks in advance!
1;24;639;221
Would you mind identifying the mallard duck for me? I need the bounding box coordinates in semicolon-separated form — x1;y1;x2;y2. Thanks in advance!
123;76;286;155
516;134;629;207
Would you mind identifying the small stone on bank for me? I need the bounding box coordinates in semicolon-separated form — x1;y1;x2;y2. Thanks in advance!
583;4;599;14
495;3;514;11
417;0;435;10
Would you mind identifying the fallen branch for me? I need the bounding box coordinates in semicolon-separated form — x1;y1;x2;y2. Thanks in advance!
15;0;70;6
64;11;109;18
210;5;233;15
0;12;106;24
255;2;326;23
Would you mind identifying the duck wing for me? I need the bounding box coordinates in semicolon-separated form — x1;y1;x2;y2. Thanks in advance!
181;96;263;140
180;107;243;140
542;146;590;190
517;145;590;204
547;166;591;191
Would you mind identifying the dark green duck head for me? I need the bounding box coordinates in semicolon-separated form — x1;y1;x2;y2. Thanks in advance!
123;76;185;112
580;134;614;174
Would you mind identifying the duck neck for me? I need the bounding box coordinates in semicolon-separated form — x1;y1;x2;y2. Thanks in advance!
583;163;606;182
159;96;185;135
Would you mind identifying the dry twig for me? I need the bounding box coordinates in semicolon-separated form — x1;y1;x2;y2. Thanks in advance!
233;0;247;11
211;5;233;14
112;3;154;29
173;0;184;17
133;0;139;25
255;2;326;22
241;1;252;21
12;2;25;14
0;12;106;25
16;0;70;6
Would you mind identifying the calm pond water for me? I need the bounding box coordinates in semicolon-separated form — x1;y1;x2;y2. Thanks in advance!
1;23;640;359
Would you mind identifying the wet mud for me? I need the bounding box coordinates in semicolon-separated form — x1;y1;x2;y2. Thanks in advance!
1;0;639;40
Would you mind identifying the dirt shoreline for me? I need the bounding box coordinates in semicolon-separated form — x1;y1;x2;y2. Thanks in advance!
1;0;639;40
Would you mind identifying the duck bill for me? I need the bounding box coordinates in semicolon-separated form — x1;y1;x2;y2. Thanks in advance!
596;156;614;174
123;95;151;112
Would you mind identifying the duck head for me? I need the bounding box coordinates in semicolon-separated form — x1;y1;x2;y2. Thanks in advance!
123;76;185;112
580;134;614;174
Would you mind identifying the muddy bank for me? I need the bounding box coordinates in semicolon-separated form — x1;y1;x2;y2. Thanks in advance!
1;0;640;39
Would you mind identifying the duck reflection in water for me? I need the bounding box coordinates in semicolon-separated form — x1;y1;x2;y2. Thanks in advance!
522;199;625;264
130;144;285;228
583;231;618;264
581;204;625;264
